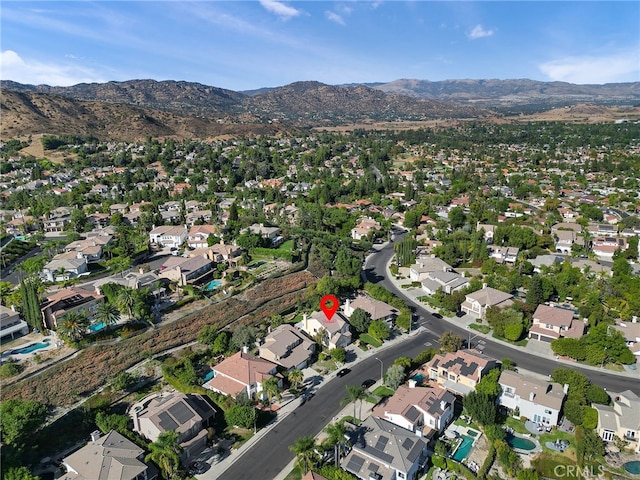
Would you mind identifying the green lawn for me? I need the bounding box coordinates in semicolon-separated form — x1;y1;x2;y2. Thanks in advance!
468;323;491;334
504;416;531;435
372;385;395;398
359;334;382;348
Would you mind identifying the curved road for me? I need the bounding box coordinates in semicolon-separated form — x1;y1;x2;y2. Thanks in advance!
217;239;639;480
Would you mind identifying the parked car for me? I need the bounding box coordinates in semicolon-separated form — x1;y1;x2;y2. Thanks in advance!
188;461;207;475
336;368;351;377
361;379;376;389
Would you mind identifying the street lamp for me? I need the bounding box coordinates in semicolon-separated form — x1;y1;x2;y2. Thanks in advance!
466;326;480;349
375;357;383;383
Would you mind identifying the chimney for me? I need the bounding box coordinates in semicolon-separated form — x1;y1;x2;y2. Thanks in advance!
10;305;16;312
76;251;83;259
529;392;535;401
303;313;308;330
633;316;638;323
440;401;447;411
563;384;569;395
242;345;249;354
90;430;102;442
482;283;487;289
408;379;417;388
345;299;350;314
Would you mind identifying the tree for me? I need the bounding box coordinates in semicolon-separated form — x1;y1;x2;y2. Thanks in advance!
212;332;229;354
341;385;367;420
287;369;304;390
0;281;14;306
94;302;120;330
224;404;257;429
116;287;136;320
439;331;463;353
262;377;282;404
145;430;182;480
349;308;372;334
3;467;40;480
231;325;257;351
94;411;130;435
463;391;497;425
575;425;604;466
526;274;544;309
324;422;348;467
0;399;48;447
385;364;406;389
475;368;501;397
289;435;318;474
197;325;218;345
330;347;346;364
368;319;390;341
110;371;137;392
57;311;89;343
19;276;43;332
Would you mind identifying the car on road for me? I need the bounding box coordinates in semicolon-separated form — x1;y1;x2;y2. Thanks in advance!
188;461;207;475
336;368;351;377
361;379;376;389
432;313;443;319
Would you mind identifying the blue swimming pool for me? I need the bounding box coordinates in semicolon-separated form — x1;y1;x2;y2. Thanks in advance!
89;322;106;332
452;435;474;462
11;340;50;355
206;280;222;291
507;434;536;451
412;373;425;382
202;370;214;383
624;461;640;475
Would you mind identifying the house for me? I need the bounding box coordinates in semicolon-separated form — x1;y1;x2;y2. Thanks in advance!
296;311;352;350
130;392;216;462
187;225;218;249
343;295;398;326
245;223;283;247
40;287;104;330
530;254;564;273
592;236;628;259
61;430;156;480
351;217;382;241
488;246;520;264
64;236;112;263
42;254;88;282
203;350;280;400
94;270;161;294
420;271;469;295
341;416;429;480
409;257;453;282
158;255;213;286
497;370;567;426
43;214;70;233
460;287;514;320
149;225;187;249
371;382;455;438
476;223;497;243
259;324;316;370
424;349;497;396
594;390;640;452
528;304;585;342
205;242;242;265
0;304;28;340
611;318;640;357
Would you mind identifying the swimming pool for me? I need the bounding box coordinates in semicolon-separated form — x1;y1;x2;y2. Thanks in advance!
624;461;640;475
202;370;214;382
205;280;222;291
412;373;425;382
88;322;107;332
452;435;474;462
11;340;50;355
507;434;536;451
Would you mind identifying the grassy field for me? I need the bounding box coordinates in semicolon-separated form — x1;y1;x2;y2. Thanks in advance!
359;334;382;348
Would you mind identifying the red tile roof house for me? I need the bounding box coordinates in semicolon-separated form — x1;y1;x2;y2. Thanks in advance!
158;255;213;286
129;391;216;463
259;324;316;371
203;350;281;401
528;304;585;343
41;287;104;330
371;382;456;439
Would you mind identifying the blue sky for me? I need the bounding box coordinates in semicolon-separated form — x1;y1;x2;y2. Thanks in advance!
1;1;638;90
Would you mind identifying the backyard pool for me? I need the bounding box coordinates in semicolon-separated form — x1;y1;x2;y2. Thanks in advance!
11;340;50;355
202;370;214;383
507;434;536;451
205;280;222;291
624;461;640;475
89;322;107;333
412;373;425;383
452;435;474;462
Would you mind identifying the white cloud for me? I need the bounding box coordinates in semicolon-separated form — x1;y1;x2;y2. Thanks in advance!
325;10;346;26
467;24;494;40
539;52;640;84
259;0;302;19
0;50;105;86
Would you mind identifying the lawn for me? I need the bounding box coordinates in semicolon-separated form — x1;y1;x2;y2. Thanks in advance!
283;464;303;480
468;323;490;334
531;452;580;480
359;333;382;348
504;416;530;435
372;385;395;398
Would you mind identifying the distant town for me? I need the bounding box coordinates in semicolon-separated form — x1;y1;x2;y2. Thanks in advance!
1;120;640;480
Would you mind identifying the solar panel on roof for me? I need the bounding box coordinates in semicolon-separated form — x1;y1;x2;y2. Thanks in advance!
402;438;415;450
158;412;178;431
346;455;365;473
368;464;379;472
168;403;195;425
407;442;424;462
374;436;388;451
405;406;421;422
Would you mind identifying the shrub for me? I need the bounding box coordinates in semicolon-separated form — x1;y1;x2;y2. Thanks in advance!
504;322;524;341
582;407;598;430
0;359;23;379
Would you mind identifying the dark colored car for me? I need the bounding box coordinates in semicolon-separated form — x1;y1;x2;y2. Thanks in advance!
432;313;443;319
336;368;351;377
188;461;207;475
361;379;376;389
455;311;465;318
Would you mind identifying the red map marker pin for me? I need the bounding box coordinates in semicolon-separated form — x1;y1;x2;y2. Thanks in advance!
320;294;339;322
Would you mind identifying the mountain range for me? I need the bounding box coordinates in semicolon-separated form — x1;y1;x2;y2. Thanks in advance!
1;78;639;141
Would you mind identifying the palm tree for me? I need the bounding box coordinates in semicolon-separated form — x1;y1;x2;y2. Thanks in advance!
262;376;282;405
324;422;347;467
289;435;318;474
287;368;304;390
116;288;136;321
340;385;367;420
57;311;90;342
145;430;182;480
94;302;120;330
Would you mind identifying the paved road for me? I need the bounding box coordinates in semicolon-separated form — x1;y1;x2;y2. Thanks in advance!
364;240;640;395
216;332;440;480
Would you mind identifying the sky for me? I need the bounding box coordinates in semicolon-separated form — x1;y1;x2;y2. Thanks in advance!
1;1;639;91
